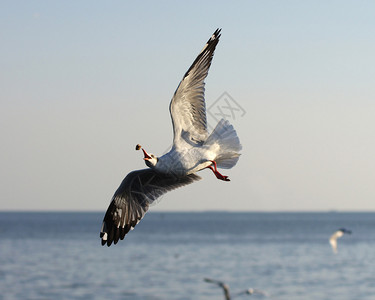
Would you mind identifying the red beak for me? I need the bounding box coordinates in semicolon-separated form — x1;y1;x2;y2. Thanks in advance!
142;148;152;160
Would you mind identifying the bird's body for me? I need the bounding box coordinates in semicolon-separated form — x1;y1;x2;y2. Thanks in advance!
100;29;242;246
155;145;213;176
156;118;239;176
237;288;269;297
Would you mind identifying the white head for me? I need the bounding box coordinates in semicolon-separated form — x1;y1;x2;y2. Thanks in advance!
142;148;158;168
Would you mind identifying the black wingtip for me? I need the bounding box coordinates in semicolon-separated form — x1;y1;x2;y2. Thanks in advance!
207;28;221;44
214;28;222;38
180;28;222;81
338;228;352;234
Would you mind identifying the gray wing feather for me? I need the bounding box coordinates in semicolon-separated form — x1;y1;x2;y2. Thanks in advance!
100;169;201;246
170;29;221;146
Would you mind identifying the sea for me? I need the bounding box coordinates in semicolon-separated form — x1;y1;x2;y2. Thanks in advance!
0;212;374;300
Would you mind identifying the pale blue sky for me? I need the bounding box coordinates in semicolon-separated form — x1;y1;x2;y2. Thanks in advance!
1;1;375;211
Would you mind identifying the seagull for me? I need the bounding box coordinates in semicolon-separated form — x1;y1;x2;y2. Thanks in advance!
100;29;242;246
236;288;269;297
204;278;268;299
329;228;352;253
204;278;231;300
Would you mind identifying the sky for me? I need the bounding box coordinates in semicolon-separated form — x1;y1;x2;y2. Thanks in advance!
1;1;375;212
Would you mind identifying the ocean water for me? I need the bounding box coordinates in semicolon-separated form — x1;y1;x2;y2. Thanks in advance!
0;212;374;300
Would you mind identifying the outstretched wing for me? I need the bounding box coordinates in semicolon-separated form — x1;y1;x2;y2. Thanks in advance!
170;29;221;147
204;278;230;299
100;169;201;246
329;236;338;253
204;278;225;286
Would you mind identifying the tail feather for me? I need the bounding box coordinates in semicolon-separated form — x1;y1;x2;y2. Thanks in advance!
205;119;242;169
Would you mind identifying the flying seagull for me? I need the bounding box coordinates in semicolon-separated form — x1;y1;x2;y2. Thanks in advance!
204;278;268;299
236;288;269;297
329;228;352;253
100;29;242;246
204;278;231;300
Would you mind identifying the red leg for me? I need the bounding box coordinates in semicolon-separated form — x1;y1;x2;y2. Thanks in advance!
210;160;218;172
206;161;230;181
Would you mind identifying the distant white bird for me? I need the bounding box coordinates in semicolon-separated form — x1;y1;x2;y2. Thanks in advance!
236;288;269;297
100;29;242;246
329;228;352;253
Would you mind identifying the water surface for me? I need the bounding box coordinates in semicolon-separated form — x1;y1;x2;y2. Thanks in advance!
0;212;374;300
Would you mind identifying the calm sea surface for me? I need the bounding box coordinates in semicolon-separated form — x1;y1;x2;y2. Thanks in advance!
0;212;374;300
